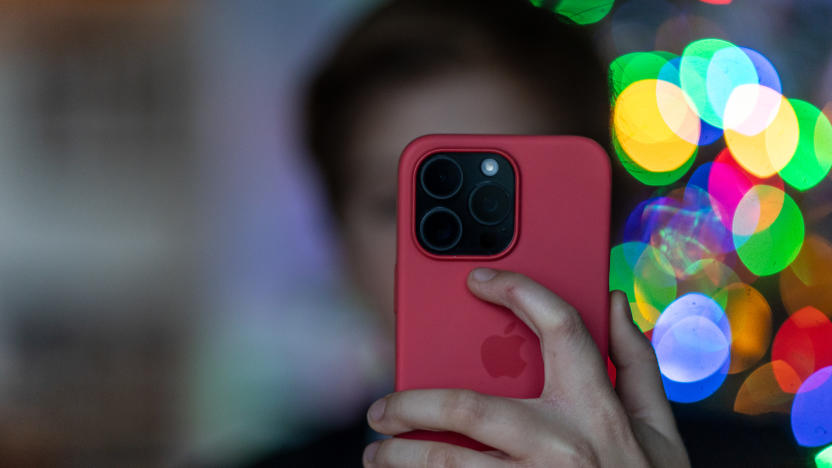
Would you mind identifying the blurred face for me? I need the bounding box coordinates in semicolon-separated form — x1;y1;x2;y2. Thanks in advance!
338;67;561;331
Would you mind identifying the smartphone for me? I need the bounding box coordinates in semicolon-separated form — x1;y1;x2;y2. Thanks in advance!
394;134;612;450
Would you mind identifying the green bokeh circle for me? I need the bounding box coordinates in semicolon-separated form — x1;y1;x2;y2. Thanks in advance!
733;186;805;276
779;99;832;191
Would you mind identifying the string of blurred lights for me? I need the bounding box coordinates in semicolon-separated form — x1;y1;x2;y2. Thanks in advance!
608;34;832;458
527;0;832;460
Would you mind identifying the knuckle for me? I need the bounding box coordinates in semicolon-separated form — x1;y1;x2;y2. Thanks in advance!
562;440;600;468
544;306;584;341
443;390;488;427
424;444;461;468
501;283;523;308
497;272;529;302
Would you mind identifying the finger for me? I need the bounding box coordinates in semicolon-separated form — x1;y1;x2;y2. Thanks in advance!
609;290;681;443
467;268;613;400
366;389;538;457
364;438;508;468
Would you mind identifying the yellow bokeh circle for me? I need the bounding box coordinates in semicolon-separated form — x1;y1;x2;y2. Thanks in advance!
724;91;799;178
614;79;700;173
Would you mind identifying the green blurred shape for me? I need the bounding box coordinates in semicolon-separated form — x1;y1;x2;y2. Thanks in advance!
609;51;677;103
612;129;696;186
610;242;644;299
733;187;805;276
610;242;677;332
686;259;741;310
680;38;736;128
780;99;832;191
817;445;832;468
704;43;758;127
529;0;615;24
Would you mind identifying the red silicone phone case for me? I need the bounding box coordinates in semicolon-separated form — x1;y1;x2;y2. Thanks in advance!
395;134;611;450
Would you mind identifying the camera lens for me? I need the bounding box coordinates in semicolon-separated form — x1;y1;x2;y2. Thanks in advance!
469;183;511;226
419;207;463;251
420;155;463;199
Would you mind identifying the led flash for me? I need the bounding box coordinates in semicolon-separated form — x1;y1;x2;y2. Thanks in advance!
481;158;499;176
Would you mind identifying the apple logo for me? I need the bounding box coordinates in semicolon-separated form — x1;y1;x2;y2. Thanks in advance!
481;321;527;378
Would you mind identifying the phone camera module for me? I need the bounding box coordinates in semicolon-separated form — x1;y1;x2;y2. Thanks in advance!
419;207;463;251
415;152;514;255
421;155;463;199
469;182;511;226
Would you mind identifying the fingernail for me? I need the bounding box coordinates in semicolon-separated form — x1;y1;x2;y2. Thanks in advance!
472;268;497;282
368;398;386;421
363;441;380;463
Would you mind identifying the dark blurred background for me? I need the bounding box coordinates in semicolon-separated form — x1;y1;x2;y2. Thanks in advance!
0;0;829;466
0;1;379;465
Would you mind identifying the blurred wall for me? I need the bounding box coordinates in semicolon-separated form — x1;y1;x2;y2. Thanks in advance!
185;0;387;464
0;1;193;465
0;0;386;465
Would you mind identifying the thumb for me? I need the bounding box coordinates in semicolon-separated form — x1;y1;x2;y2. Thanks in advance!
609;290;680;442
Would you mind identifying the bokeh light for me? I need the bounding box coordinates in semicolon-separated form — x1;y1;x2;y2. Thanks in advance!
706;44;759;128
655;315;729;382
609;51;676;101
722;84;783;136
791;366;832;447
817;445;832;468
724;91;799;178
661;365;728;404
731;184;786;238
610;242;676;331
734;361;797;415
613;134;697;186
732;185;804;276
685;160;712;192
771;307;832;392
676;259;739;300
529;0;615;25
780;234;832;318
779;99;832;191
680;38;760;129
632;249;678;332
714;282;771;373
634;186;735;278
708;148;785;232
697;119;724;146
658;54;728;144
605;19;832;462
614;79;700;176
652;293;731;402
679;39;725;126
739;47;782;95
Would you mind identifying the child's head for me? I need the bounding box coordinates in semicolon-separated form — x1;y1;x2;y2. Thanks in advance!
305;0;608;325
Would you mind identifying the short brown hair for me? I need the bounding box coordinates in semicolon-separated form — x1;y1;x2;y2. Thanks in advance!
304;0;609;215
